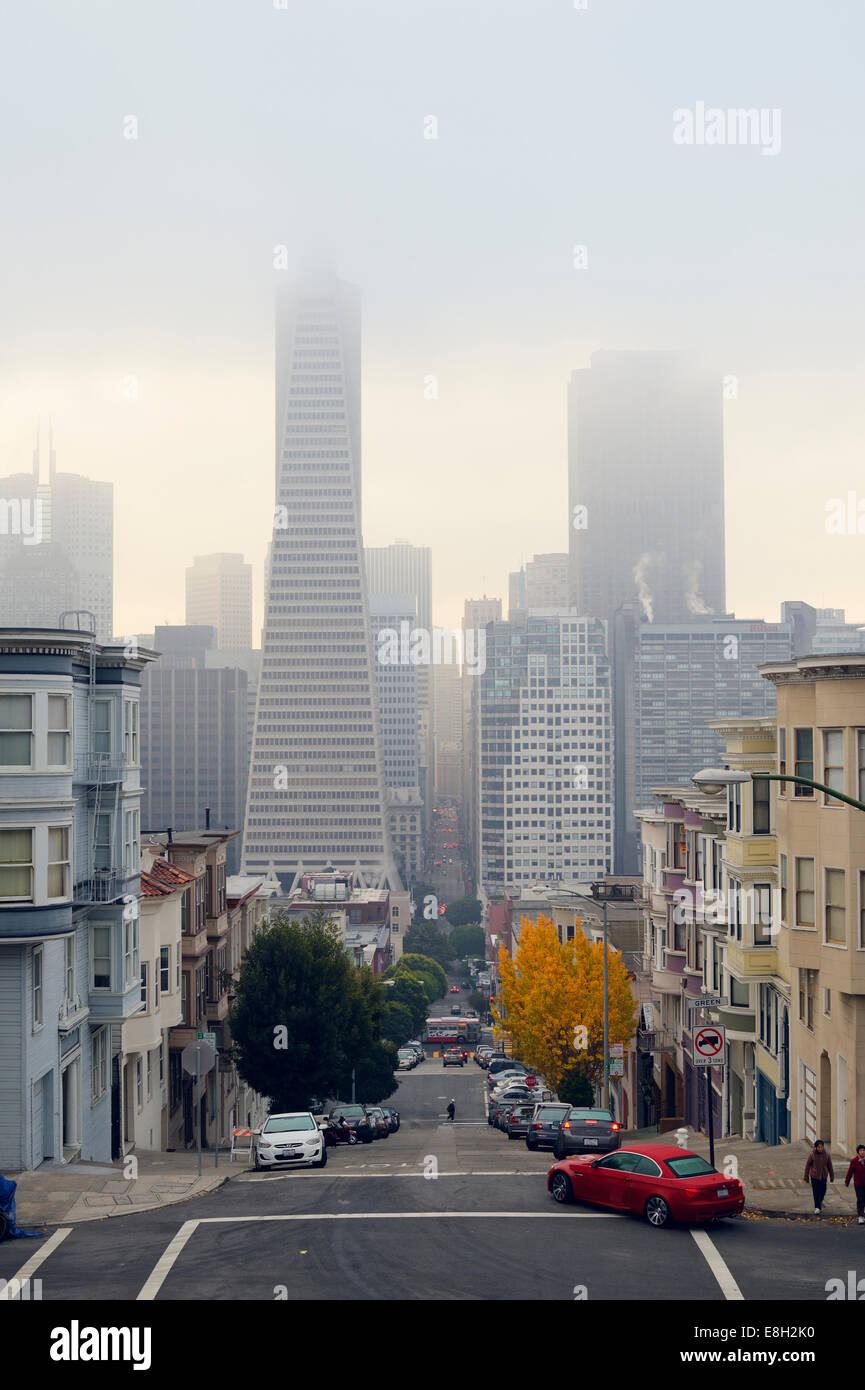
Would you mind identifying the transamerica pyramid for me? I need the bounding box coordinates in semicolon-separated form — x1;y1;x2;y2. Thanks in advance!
241;267;399;892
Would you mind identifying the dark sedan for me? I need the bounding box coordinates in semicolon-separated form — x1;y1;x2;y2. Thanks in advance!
553;1107;621;1158
525;1102;570;1151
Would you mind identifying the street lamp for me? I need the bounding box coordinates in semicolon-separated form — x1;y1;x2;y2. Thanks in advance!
692;766;865;813
590;879;638;1111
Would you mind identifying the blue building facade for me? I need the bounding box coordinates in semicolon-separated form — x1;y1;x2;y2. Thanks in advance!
0;629;154;1169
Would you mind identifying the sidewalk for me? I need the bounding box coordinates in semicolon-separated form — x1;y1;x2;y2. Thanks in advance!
624;1125;862;1220
7;1148;242;1227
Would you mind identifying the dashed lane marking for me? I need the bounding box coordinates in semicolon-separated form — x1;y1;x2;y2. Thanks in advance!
690;1228;745;1301
0;1226;72;1299
136;1221;199;1302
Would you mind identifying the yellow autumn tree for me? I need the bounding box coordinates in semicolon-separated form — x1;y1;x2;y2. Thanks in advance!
492;914;637;1095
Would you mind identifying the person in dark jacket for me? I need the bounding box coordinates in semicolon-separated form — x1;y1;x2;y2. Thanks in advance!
446;1100;455;1122
804;1139;834;1213
844;1144;865;1223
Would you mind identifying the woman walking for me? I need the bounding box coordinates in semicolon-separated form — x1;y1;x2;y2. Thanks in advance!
844;1144;865;1224
804;1138;834;1214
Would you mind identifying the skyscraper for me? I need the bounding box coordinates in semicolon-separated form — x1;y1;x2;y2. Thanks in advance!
0;432;113;640
568;352;725;625
241;270;396;890
508;554;569;619
185;553;253;649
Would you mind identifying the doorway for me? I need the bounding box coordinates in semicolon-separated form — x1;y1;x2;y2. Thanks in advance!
837;1055;848;1152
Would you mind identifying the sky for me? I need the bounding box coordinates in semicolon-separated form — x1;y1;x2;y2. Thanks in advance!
1;0;863;638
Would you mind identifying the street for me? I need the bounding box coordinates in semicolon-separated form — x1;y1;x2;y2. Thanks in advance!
3;1055;864;1303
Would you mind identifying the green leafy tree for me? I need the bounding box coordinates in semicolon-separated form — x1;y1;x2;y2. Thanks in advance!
228;909;382;1111
403;920;454;968
385;972;429;1034
393;953;448;998
382;999;415;1048
449;923;485;959
339;1042;399;1105
558;1072;594;1107
443;897;482;928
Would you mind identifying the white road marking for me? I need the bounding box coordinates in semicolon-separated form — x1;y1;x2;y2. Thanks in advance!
690;1228;745;1301
136;1220;199;1301
0;1226;72;1298
197;1211;620;1223
251;1170;549;1180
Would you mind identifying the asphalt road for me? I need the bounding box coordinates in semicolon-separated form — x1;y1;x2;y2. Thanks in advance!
3;1056;865;1304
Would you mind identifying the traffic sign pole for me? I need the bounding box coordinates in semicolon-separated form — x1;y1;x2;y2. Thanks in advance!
196;1045;202;1180
706;1066;715;1168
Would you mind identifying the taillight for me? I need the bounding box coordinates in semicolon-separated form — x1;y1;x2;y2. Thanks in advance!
585;1119;597;1125
683;1187;702;1197
611;1122;620;1131
562;1122;570;1129
532;1124;542;1130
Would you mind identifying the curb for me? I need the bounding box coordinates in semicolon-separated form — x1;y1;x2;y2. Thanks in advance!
744;1202;862;1223
20;1171;237;1229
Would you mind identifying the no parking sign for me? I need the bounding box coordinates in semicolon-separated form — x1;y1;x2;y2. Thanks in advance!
693;1025;725;1067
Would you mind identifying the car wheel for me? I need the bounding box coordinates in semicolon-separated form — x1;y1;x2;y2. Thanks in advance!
645;1195;672;1228
507;1131;516;1140
550;1172;574;1205
312;1148;327;1168
348;1132;358;1145
553;1141;565;1161
526;1139;536;1151
362;1133;373;1144
254;1150;262;1171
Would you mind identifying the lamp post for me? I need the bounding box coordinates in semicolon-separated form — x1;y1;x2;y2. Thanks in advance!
590;880;638;1111
692;767;865;814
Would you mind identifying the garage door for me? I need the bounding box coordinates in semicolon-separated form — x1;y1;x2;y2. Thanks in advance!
801;1063;817;1144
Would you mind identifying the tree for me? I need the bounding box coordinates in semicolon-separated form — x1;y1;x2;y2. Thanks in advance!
382;999;415;1048
228;909;383;1112
443;897;482;928
449;923;485;960
403;920;454;968
492;914;637;1094
385;972;428;1035
388;953;448;999
338;1042;400;1104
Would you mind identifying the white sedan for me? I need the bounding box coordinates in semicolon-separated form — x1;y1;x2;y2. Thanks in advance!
254;1112;327;1170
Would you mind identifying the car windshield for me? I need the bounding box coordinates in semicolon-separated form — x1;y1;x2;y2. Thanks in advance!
332;1106;365;1120
263;1115;315;1133
666;1155;718;1178
536;1105;568;1120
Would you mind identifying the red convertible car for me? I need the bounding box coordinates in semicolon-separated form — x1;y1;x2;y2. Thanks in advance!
546;1143;745;1228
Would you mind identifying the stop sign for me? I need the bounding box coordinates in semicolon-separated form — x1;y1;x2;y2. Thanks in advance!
525;1074;537;1089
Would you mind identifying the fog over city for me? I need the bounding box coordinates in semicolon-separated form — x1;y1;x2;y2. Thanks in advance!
2;0;865;1333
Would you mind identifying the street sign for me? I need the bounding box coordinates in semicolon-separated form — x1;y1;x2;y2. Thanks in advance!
197;1031;217;1050
689;995;727;1010
610;1043;623;1057
609;1057;624;1078
693;1025;726;1067
182;1040;216;1077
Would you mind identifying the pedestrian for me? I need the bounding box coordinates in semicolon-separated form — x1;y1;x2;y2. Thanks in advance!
843;1144;865;1224
804;1138;834;1214
446;1099;455;1122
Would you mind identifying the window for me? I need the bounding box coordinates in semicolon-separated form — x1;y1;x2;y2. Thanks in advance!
860;870;865;949
0;693;32;766
798;968;816;1029
181;972;189;1025
92;925;111;989
136;1057;143;1108
91;1027;109;1101
825;867;846;945
123;810;140;877
176;941;181;990
94;812;112;870
195;964;207;1022
778;727;786;784
159;1040;165;1085
92;700;111;756
181;888;190;935
823;730;844;801
859;730;865;804
0;827;33;901
124;915;139;987
154;957;160;1007
752;777;770;834
794;729;814;795
160;946;170;995
169;1051;183;1112
795;857;815;927
753;884;773;944
729;976;750;1008
217;863;226;915
140;961;148;1009
727;784;741;834
195;876;205;932
780;855;788;922
124;700;139;765
47;694;70;765
206;865;214;917
64;936;75;1003
146;1049;152;1099
729;881;742;941
48;826;70;899
823;988;831;1018
32;945;43;1028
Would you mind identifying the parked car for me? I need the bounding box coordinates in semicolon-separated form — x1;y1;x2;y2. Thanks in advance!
330;1104;374;1144
487;1057;525;1081
546;1144;745;1228
553;1108;621;1159
254;1112;327;1170
525;1102;570;1151
364;1106;390;1139
503;1103;537;1139
443;1048;465;1067
475;1046;494;1067
488;1066;528;1091
380;1105;400;1133
397;1049;416;1070
407;1041;425;1062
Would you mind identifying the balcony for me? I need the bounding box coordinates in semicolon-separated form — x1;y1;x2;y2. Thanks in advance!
74;869;120;904
652;950;686;993
637;1028;676;1054
75;754;126;785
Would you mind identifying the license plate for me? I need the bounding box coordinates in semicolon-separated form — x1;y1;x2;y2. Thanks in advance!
584;1137;599;1146
716;1187;729;1198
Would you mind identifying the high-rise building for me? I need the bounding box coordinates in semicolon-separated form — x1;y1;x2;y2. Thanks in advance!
462;596;502;882
185;553;253;650
781;601;865;657
475;612;614;897
0;433;113;640
568;352;725;625
368;595;425;884
434;661;463;800
242;270;396;890
140;626;249;875
613;607;793;871
508;553;569;619
365;541;434;832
